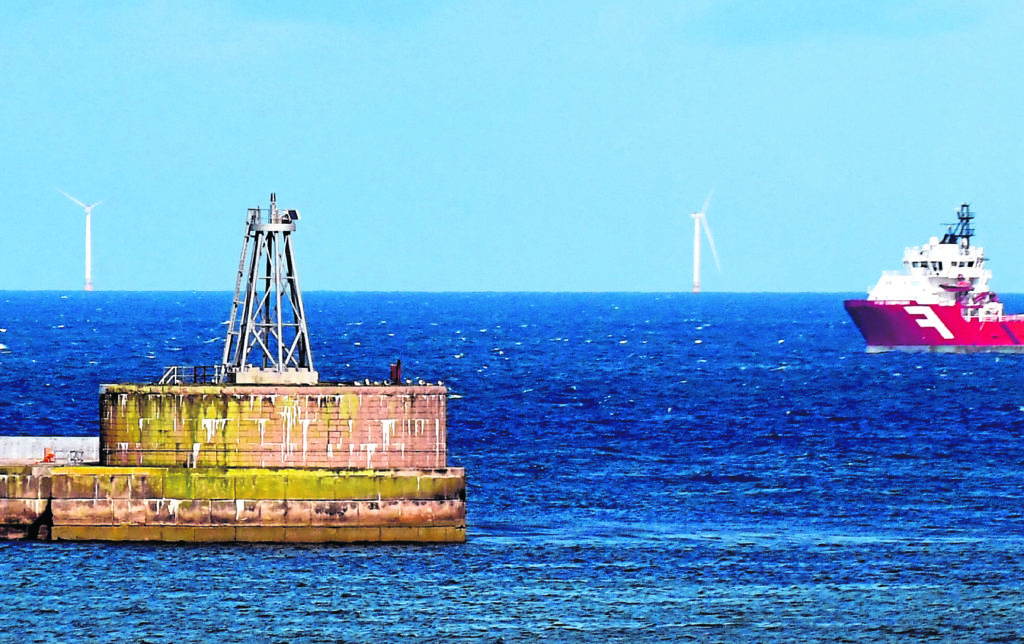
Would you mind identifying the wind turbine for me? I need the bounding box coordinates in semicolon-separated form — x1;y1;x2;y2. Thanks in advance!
691;191;721;293
58;189;105;291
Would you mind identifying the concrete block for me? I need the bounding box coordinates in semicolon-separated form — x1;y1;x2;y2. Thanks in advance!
0;525;30;540
51;471;95;500
235;500;261;524
419;526;466;543
284;500;312;525
191;473;234;500
284;471;332;500
379;526;421;542
130;473;164;500
161;470;194;500
125;526;166;541
159;526;196;542
442;471;466;500
280;526;361;543
145;499;176;525
96;474;132;500
52;525;134;542
0;498;46;525
174;500;211;526
7;474;42;500
329;473;378;500
359;499;403;526
256;500;289;526
236;526;287;542
192;526;237;542
52;499;113;526
51;525;93;541
210;499;260;525
400;499;434;526
433;499;467;525
111;500;147;526
289;526;382;543
309;500;359;526
38;475;53;499
235;470;287;500
379;473;419;500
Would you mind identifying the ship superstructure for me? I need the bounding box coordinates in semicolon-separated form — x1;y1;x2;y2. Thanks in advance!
845;204;1024;351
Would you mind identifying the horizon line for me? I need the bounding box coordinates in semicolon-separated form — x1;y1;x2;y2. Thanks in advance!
0;288;895;295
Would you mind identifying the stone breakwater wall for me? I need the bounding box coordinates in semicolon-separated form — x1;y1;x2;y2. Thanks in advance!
100;384;448;469
0;465;465;543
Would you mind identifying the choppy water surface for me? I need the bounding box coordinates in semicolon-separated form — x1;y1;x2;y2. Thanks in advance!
2;292;1024;642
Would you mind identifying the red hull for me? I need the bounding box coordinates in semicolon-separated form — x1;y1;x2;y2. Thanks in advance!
844;299;1024;351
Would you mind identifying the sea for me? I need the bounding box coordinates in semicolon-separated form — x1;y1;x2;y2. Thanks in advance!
1;291;1023;642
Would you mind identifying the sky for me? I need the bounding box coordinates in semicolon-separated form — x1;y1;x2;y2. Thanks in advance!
3;0;1024;292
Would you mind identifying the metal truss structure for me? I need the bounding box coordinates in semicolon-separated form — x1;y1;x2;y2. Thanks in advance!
221;193;318;384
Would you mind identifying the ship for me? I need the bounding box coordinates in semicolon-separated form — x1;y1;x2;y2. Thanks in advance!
844;203;1024;352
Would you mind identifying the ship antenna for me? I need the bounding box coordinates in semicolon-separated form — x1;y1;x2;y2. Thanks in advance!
957;203;974;246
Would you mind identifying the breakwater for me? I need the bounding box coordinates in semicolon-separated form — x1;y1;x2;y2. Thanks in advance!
0;383;465;543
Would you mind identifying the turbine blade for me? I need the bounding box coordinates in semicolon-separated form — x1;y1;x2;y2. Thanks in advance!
701;214;721;272
700;190;714;217
90;198;107;209
57;188;87;209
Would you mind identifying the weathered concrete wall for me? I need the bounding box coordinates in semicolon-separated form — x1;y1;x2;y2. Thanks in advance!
100;384;448;469
0;465;465;543
0;437;99;464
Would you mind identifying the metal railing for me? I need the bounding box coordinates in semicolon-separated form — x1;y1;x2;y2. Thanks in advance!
158;365;226;385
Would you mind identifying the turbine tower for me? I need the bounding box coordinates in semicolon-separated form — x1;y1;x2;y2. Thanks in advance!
58;189;105;291
691;192;721;293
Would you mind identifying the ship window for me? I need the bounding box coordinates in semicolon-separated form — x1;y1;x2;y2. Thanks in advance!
912;262;919;268
968;261;974;267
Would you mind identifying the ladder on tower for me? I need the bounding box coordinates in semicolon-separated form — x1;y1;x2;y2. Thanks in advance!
222;210;258;368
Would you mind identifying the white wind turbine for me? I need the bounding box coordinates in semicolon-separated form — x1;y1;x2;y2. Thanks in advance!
58;189;106;291
690;191;720;293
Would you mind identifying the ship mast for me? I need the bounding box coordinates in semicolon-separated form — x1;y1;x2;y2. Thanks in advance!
941;203;974;246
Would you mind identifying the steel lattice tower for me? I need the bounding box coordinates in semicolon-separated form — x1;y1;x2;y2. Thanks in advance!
221;193;318;384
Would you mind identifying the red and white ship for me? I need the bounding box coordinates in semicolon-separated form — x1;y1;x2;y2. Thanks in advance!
845;203;1024;352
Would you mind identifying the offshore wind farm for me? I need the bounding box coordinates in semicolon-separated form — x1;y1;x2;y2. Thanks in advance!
6;2;1024;642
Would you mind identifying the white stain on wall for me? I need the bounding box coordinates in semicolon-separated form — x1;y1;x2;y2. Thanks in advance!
201;418;229;443
381;419;396;452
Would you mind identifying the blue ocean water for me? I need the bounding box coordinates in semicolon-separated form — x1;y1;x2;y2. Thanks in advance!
1;291;1024;642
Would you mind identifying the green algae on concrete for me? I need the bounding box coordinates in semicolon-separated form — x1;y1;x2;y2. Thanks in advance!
0;463;465;543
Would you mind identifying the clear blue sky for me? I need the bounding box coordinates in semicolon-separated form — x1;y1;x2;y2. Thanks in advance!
3;1;1023;292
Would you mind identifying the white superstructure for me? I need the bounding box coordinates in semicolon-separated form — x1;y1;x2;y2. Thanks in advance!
866;204;1003;319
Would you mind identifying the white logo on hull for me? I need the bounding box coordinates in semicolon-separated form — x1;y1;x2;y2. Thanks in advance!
904;305;954;339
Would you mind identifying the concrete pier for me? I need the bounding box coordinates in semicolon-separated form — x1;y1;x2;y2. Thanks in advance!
0;382;466;543
0;464;464;542
0;194;467;543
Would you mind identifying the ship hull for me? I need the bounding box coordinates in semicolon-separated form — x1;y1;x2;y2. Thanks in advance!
844;299;1024;352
